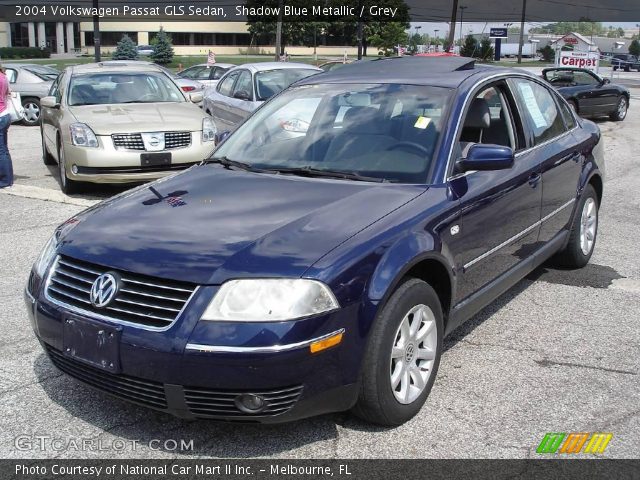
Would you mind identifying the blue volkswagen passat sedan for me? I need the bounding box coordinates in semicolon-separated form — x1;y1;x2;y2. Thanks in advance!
26;57;604;426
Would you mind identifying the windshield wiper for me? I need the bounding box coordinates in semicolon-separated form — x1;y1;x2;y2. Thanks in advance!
202;156;271;173
271;166;386;183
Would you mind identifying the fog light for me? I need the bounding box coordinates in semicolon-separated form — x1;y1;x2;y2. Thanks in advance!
71;164;78;175
235;394;266;413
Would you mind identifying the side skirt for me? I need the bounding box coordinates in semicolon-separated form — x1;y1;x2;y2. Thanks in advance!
445;230;568;336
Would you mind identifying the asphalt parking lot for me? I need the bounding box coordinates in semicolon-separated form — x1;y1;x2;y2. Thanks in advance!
1;92;639;460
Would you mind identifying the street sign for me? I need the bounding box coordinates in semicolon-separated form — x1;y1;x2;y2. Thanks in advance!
490;28;508;39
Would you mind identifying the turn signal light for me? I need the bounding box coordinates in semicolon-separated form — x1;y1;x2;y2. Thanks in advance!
181;86;196;92
310;330;344;354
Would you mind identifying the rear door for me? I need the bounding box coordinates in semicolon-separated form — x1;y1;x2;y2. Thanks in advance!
226;69;256;127
208;70;240;131
509;78;582;244
448;81;543;302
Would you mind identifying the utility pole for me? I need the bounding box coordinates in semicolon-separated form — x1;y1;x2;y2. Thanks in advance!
447;0;459;53
459;6;467;47
93;0;101;62
357;19;363;60
274;0;283;60
517;0;527;64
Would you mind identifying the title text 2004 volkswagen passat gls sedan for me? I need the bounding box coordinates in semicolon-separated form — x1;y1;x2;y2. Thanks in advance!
26;57;604;426
40;63;217;194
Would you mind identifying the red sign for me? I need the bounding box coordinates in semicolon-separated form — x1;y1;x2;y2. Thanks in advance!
563;36;579;45
559;51;599;70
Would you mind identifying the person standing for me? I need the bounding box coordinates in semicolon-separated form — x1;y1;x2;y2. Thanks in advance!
0;65;13;188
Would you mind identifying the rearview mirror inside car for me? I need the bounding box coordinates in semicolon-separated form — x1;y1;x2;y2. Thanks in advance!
40;96;59;109
456;144;514;173
189;92;204;103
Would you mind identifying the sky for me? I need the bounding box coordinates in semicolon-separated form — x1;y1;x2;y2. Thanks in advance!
410;22;640;38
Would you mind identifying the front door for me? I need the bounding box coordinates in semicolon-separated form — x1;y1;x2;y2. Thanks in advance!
448;82;543;302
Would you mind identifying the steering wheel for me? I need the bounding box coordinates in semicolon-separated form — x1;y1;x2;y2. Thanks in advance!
387;141;430;156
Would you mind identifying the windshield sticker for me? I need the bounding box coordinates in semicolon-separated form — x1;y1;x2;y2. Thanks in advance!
517;83;548;129
414;116;431;129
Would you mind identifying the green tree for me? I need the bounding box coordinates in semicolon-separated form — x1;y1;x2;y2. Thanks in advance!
478;37;494;60
539;45;555;62
368;22;408;56
150;28;174;65
629;39;640;57
460;34;478;58
112;34;138;60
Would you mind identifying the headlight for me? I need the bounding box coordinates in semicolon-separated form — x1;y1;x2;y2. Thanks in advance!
201;279;339;322
34;234;58;278
69;123;98;148
202;117;216;143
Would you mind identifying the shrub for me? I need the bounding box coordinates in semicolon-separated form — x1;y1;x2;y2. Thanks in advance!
112;34;138;60
0;47;51;59
150;28;174;65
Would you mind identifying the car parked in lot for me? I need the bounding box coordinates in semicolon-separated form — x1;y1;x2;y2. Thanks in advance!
39;63;216;194
26;57;604;426
318;60;354;72
611;53;640;72
2;63;60;126
177;63;234;88
542;67;629;120
136;45;154;56
203;62;322;131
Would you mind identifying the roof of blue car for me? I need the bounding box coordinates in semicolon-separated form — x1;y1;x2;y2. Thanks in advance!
298;56;513;88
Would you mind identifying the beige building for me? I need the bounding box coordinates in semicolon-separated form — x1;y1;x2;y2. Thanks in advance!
1;20;358;56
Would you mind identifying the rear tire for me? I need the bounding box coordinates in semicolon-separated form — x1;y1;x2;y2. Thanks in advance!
352;278;443;426
610;96;628;122
553;184;598;268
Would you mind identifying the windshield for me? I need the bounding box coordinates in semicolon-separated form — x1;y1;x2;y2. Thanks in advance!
254;69;320;101
214;83;451;183
68;72;184;106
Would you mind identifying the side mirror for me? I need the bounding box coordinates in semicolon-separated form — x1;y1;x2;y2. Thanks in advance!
233;90;251;101
189;92;204;103
216;131;231;145
41;96;59;109
601;78;611;85
456;144;514;173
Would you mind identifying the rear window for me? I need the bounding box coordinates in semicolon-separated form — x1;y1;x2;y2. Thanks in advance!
254;69;320;101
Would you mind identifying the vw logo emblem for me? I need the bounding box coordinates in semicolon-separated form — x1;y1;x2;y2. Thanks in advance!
90;273;119;308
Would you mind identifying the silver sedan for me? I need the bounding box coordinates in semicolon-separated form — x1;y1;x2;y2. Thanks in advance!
202;62;322;133
3;63;59;126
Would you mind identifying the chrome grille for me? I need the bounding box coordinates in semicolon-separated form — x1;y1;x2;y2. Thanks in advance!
112;133;144;150
46;255;197;329
184;385;303;418
46;345;168;409
112;132;192;151
164;132;192;149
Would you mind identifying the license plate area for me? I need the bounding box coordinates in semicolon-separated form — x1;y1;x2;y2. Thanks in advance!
141;152;171;167
62;316;122;373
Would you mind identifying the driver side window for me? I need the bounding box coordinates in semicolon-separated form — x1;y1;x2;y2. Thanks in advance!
459;85;516;151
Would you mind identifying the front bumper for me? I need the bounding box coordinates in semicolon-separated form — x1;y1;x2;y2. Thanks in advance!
63;134;216;184
25;278;360;423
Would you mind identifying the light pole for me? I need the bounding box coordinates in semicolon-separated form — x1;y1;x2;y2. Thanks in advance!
517;0;527;64
459;6;467;48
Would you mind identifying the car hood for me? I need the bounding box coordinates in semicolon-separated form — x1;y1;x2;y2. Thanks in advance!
68;102;205;135
59;166;426;285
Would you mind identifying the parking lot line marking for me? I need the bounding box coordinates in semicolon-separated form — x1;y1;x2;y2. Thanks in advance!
0;184;99;207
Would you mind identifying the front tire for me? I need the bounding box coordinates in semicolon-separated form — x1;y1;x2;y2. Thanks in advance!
352;278;443;426
610;96;628;121
21;98;41;126
57;141;82;195
554;184;598;268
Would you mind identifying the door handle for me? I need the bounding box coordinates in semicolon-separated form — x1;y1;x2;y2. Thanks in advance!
528;173;541;188
557;151;580;164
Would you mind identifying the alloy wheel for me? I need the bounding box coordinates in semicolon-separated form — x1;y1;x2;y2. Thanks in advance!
23;102;40;123
390;304;437;404
617;97;627;120
579;197;597;256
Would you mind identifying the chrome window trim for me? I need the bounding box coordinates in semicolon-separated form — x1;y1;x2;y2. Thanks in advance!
43;256;199;332
463;198;575;271
444;73;580;183
185;328;346;354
